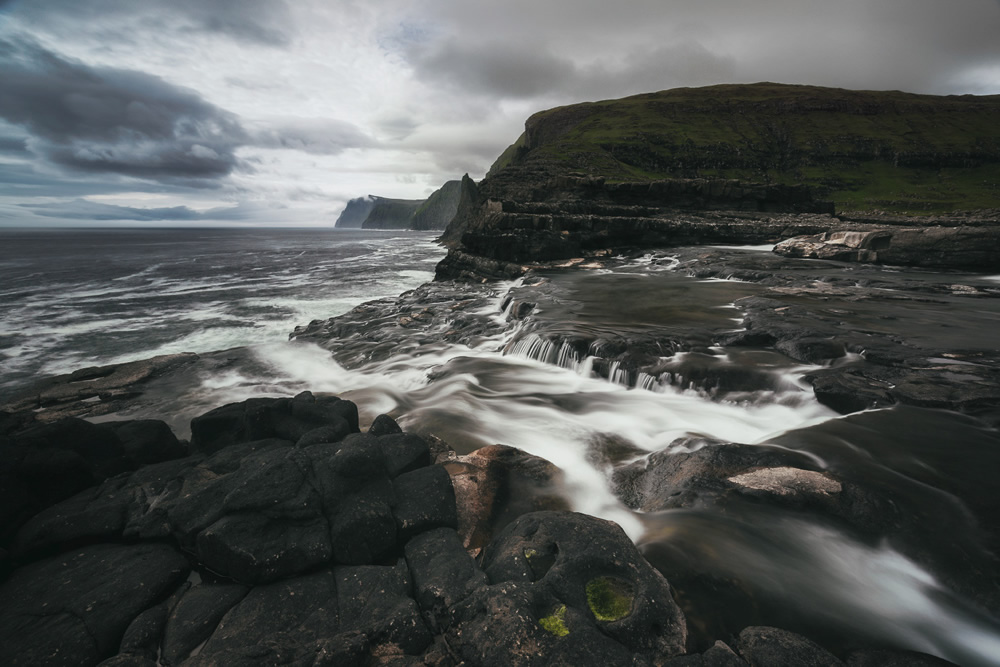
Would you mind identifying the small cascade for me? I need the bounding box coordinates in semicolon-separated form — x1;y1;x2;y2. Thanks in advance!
504;332;582;371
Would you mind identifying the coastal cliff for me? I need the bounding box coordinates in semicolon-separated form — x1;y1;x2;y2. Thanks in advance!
335;180;462;230
437;83;1000;281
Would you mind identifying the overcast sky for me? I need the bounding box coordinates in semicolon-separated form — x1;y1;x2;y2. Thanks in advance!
1;0;999;227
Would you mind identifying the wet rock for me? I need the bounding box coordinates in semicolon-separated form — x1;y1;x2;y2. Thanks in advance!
735;626;843;666
404;527;488;632
612;440;826;513
0;543;189;666
190;392;359;454
102;419;186;466
336;562;433;655
195;569;339;664
444;444;569;554
665;640;748;666
0;353;199;422
392;465;458;542
161;582;250;665
775;226;1000;271
369;413;404;436
477;511;688;661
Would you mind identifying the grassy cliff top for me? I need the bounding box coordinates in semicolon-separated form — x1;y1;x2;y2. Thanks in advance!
489;83;1000;213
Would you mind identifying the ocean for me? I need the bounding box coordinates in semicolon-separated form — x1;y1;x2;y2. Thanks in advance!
0;228;442;396
2;228;999;665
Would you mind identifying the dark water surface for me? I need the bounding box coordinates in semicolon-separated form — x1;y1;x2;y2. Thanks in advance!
0;228;442;396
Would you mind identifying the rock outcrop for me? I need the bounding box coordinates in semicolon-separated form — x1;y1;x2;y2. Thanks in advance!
774;225;1000;270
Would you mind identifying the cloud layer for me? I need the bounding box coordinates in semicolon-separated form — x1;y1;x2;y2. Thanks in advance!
1;0;998;225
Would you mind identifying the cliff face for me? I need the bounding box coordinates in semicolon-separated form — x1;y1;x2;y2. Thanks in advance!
336;180;462;231
495;82;1000;213
436;83;1000;280
411;179;462;230
360;196;424;229
334;196;376;228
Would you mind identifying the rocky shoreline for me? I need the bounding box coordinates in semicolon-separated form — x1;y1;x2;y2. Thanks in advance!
0;390;966;666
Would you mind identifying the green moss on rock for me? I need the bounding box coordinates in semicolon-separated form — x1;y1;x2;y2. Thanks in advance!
586;577;633;622
539;604;569;637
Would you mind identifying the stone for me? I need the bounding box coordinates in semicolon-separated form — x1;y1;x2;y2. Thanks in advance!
196;569;339;663
336;562;433;656
102;419;186;466
403;527;488;631
736;626;843;666
391;465;458;542
196;513;332;584
0;543;189;665
480;511;687;660
369;414;403;436
161;582;250;665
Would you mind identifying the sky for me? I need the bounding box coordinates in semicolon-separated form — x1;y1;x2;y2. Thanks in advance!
1;0;999;227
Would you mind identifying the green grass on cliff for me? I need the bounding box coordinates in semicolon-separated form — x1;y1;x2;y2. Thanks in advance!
494;83;1000;213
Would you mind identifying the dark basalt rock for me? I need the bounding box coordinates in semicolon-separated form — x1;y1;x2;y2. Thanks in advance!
190;390;359;454
392;465;458;542
0;414;193;549
192;568;340;664
471;511;688;662
736;626;843;666
160;582;249;665
404;527;489;632
336;561;433;655
0;543;190;666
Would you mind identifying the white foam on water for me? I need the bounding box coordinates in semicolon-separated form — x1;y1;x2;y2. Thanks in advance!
785;523;1000;666
245;339;838;540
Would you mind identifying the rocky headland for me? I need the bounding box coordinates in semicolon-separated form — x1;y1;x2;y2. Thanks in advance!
335;181;463;231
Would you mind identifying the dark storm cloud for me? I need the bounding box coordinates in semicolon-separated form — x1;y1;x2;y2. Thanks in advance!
412;40;576;97
4;0;295;48
0;38;374;187
407;0;1000;99
0;37;247;180
20;199;207;221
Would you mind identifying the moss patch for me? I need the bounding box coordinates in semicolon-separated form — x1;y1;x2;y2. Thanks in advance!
539;604;569;637
586;577;634;622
